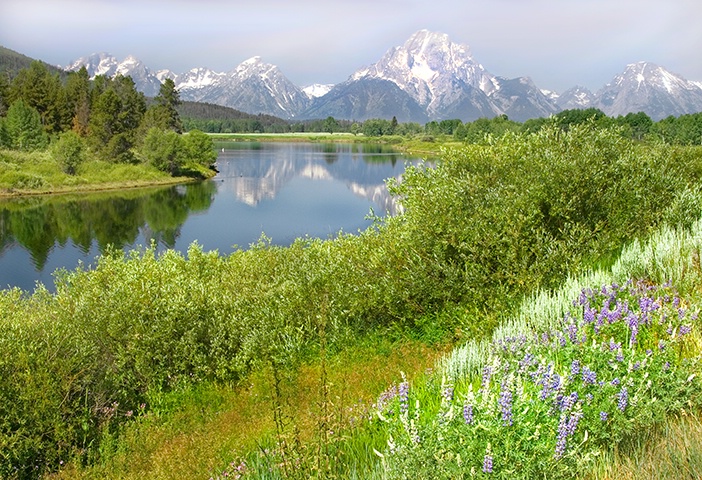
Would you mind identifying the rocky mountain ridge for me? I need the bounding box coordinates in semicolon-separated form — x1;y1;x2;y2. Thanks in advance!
62;30;702;122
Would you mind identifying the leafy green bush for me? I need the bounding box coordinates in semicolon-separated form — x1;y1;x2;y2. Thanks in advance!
51;130;86;175
386;123;702;313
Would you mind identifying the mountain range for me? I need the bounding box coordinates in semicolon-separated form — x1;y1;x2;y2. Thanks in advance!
62;30;702;123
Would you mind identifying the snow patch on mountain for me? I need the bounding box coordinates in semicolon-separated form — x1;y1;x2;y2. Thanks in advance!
303;84;334;98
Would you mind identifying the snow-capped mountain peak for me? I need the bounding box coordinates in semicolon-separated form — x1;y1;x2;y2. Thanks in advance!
594;62;702;120
614;62;693;95
234;56;275;78
61;31;702;123
351;29;498;115
177;67;224;89
63;52;119;78
63;52;163;96
155;69;176;83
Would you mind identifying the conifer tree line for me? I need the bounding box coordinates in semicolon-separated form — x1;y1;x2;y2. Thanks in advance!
182;104;702;145
0;61;216;175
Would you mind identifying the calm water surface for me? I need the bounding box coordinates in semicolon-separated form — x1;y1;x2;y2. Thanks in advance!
0;142;427;292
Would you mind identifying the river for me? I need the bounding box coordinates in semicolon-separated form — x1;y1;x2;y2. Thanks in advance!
0;142;428;292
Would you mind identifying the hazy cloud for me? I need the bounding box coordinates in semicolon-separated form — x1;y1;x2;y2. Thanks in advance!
1;0;700;92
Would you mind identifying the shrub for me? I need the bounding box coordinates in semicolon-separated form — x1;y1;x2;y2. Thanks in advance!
51;130;86;175
386;123;702;313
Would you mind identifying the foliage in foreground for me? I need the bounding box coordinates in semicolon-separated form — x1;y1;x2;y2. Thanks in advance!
2;124;702;478
213;211;702;480
377;280;701;479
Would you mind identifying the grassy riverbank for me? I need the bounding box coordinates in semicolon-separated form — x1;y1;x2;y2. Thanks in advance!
2;124;702;478
0;148;215;198
0;134;435;199
209;132;456;156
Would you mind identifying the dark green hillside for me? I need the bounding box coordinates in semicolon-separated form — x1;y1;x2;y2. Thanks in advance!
0;46;64;79
178;100;289;133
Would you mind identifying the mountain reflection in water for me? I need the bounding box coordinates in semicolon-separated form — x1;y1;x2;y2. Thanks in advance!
0;142;427;291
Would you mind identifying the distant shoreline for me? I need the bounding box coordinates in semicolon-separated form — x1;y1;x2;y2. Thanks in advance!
0;176;201;199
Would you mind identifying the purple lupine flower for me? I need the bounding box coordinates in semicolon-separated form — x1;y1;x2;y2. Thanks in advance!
595;311;606;333
539;368;553;401
554;413;569;458
443;386;454;403
376;384;398;412
562;391;578;411
584;307;596;324
616;349;624;363
567;411;583;436
679;324;692;336
611;377;620;386
617;387;628;412
578;288;591;306
463;402;474;425
566;320;579;344
554;391;565;412
499;381;513;426
554;411;582;459
600;411;608;422
570;359;581;377
581;366;597;385
482;454;493;473
518;353;535;373
627;312;640;346
609;339;621;351
398;380;409;414
550;372;562;391
639;296;656;313
482;365;493;390
663;362;670;371
609;300;625;323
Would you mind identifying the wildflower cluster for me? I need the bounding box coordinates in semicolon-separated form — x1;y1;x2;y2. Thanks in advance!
378;280;702;479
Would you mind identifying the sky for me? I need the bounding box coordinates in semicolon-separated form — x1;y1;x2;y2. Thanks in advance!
1;0;701;93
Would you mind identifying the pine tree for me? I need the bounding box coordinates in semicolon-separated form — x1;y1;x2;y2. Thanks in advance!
4;99;48;151
65;67;91;136
155;78;183;133
8;61;66;134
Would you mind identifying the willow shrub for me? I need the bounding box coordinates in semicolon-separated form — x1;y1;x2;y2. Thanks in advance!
387;122;702;315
